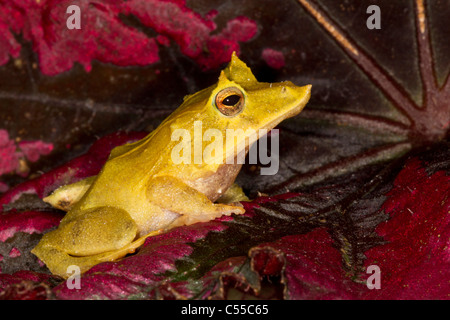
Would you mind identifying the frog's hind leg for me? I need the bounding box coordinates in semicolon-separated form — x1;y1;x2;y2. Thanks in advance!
31;206;161;278
32;228;161;279
31;241;124;279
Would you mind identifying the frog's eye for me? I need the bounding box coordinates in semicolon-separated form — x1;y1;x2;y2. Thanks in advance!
215;87;244;116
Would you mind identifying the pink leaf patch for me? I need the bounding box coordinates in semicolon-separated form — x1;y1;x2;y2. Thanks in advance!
121;0;258;70
0;211;62;242
0;15;21;65
0;0;258;75
261;48;285;70
3;0;159;75
0;129;53;192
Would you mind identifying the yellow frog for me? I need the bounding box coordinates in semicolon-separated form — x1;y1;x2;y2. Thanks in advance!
32;53;311;278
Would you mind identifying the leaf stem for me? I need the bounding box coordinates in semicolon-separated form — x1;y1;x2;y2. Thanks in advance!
414;0;437;105
297;0;421;125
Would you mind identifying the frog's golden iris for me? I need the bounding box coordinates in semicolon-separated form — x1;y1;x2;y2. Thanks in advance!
215;87;245;117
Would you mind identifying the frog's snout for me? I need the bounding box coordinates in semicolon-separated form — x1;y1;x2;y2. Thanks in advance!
277;83;312;119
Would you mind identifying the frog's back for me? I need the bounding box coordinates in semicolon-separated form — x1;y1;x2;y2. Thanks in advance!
75;124;176;210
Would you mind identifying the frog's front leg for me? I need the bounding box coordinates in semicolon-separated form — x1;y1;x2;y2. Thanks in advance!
31;206;159;278
147;176;245;229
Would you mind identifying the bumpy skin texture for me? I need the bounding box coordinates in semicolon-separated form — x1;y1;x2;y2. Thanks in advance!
32;53;311;278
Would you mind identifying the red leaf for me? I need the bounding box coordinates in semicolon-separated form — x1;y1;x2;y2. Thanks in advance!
251;228;361;299
12;0;159;75
0;0;258;75
0;211;61;243
121;0;258;70
0;16;21;65
0;271;55;300
364;158;450;299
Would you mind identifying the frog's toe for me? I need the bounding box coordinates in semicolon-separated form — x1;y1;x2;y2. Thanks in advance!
31;243;90;278
216;183;249;204
169;203;245;228
32;228;164;278
31;206;143;277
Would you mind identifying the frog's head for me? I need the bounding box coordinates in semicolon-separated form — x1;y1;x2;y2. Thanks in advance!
213;52;311;130
169;52;311;165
